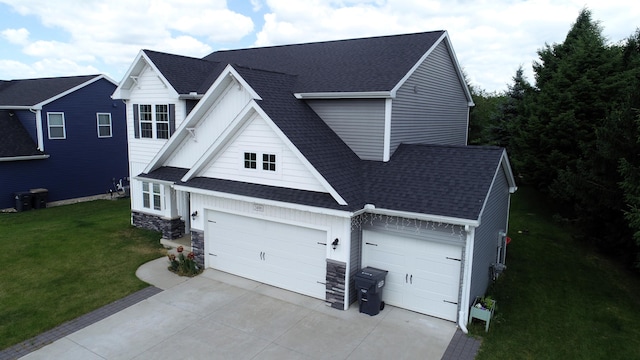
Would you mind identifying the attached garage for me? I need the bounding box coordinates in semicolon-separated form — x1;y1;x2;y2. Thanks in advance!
361;229;463;321
205;210;328;299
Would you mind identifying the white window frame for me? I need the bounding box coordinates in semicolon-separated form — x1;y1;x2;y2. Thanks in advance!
262;153;277;172
243;152;257;170
138;104;170;139
47;112;66;139
142;181;162;211
241;150;281;174
96;113;112;138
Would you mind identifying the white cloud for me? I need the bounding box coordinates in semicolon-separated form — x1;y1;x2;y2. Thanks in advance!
0;58;99;79
1;28;29;45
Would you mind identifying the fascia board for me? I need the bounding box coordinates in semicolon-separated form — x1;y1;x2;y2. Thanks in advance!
34;75;104;108
353;205;479;227
0;106;37;110
294;91;392;99
144;65;262;174
132;175;176;186
112;50;146;99
174;183;353;219
0;154;50;162
476;149;517;224
501;150;518;193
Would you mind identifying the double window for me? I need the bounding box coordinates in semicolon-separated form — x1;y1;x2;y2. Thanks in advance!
135;104;173;139
47;112;66;139
97;113;112;138
244;152;277;172
142;181;162;211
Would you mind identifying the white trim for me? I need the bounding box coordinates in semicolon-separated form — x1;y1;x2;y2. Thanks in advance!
476;149;518;224
46;112;66;139
383;98;392;161
132;175;177;186
0;154;50;162
96;112;113;138
294;91;392;99
33;109;44;151
34;75;109;108
355;204;479;227
175;183;353;219
458;226;475;332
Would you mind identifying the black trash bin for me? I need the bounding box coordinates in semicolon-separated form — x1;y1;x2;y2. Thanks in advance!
354;266;388;316
14;192;33;212
30;188;48;209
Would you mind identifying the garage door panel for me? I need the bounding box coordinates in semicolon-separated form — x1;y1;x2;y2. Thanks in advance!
362;230;462;321
207;211;326;300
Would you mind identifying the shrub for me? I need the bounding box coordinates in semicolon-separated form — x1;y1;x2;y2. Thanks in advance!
168;246;202;277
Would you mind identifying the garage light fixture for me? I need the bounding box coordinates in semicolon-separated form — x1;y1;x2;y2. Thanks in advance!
332;238;339;250
191;211;198;220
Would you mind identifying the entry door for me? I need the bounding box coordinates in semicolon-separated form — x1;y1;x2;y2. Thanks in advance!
362;230;462;321
207;211;327;299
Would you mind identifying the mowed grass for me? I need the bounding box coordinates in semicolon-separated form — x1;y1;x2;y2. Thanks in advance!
0;199;165;350
471;188;640;359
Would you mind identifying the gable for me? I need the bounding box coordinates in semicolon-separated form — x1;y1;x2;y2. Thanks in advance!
198;114;326;192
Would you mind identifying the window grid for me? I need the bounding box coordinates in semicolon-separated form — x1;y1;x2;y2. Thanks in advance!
139;105;152;138
244;152;257;169
155;105;169;139
262;153;276;171
47;112;66;139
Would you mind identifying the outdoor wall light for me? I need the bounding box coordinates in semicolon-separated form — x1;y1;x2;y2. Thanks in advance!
332;238;339;250
191;211;198;220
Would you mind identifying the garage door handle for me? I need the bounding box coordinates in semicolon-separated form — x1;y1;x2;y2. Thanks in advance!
443;300;458;305
410;274;412;284
405;274;408;283
365;242;378;246
446;257;461;261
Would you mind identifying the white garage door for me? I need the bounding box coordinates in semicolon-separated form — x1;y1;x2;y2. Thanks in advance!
207;211;327;299
362;230;462;321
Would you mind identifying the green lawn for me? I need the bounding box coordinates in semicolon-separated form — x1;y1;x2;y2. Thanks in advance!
0;199;165;350
471;188;640;359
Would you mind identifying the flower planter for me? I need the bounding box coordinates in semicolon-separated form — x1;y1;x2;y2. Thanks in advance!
469;296;495;332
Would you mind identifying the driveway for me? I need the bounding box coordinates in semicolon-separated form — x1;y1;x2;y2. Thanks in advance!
18;258;459;360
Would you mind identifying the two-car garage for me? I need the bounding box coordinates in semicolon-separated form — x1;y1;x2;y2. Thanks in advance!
204;209;464;322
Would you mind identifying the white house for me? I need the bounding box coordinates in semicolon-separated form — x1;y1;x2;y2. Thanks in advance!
112;31;516;331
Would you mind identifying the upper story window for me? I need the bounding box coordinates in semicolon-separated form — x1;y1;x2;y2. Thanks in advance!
142;181;161;211
47;112;66;139
262;153;276;171
97;113;112;138
244;152;257;169
134;103;174;140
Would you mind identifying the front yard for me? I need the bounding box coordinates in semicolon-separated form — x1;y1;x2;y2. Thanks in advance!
0;199;165;350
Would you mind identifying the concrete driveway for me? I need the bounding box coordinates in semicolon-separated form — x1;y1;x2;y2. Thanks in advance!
19;258;458;360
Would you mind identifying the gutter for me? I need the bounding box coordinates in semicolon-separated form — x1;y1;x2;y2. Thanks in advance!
354;204;479;227
0;154;50;162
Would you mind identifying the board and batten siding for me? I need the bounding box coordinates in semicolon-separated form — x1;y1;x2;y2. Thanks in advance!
306;99;386;161
390;41;469;154
469;164;510;303
126;65;185;169
165;81;255;169
201;115;326;192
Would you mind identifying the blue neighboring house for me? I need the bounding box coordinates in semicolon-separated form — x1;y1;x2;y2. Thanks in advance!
0;75;128;210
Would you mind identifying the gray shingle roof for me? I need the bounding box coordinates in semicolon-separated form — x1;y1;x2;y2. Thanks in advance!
0;110;45;158
143;50;223;95
0;75;98;106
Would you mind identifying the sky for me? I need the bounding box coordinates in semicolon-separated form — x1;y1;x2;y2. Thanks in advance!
0;0;638;93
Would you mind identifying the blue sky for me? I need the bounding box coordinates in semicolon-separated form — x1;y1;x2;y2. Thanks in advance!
1;0;638;92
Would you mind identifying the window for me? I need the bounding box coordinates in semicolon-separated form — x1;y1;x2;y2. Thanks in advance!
139;105;153;138
142;181;161;211
244;152;257;169
263;153;276;171
155;105;169;139
97;113;112;138
47;112;66;139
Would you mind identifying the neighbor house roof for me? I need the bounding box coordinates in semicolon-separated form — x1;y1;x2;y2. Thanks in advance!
0;110;45;159
0;75;101;107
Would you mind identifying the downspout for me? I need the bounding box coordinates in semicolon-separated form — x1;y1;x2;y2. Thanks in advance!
458;225;476;334
30;108;44;151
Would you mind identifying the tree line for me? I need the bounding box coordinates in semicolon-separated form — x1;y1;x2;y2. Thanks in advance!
468;9;640;269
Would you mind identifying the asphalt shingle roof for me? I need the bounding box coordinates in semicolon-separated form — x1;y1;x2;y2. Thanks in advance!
0;110;45;158
143;50;223;95
0;75;98;106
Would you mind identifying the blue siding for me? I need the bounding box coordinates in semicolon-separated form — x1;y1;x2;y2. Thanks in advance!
0;78;128;209
469;163;510;303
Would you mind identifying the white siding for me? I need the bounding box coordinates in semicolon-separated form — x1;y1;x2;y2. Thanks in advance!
127;65;186;168
390;41;469;153
201;115;326;192
165;82;255;168
307;99;385;161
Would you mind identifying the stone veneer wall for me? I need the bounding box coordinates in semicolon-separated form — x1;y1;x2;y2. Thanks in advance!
190;229;205;268
325;259;346;310
132;211;185;240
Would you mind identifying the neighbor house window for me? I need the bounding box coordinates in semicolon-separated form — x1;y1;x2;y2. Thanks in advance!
262;153;276;171
155;105;169;139
47;112;66;139
139;105;153;138
97;113;112;138
142;181;161;211
244;152;257;169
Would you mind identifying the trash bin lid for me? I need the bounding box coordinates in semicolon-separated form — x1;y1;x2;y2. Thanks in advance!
30;188;48;193
358;266;388;280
